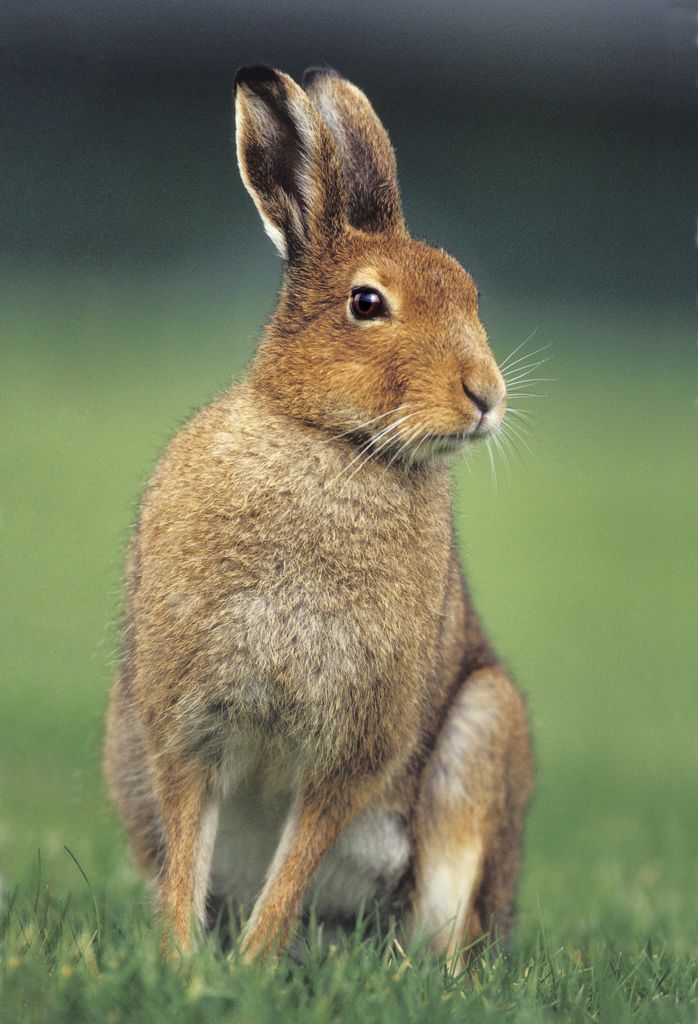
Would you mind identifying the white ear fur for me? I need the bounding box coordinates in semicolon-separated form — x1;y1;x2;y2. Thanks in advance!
302;68;404;235
234;67;344;261
235;89;291;259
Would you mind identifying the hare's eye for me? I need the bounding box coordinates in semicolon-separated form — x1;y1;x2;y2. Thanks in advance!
350;287;385;319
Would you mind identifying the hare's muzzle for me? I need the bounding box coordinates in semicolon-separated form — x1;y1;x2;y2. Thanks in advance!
460;366;507;437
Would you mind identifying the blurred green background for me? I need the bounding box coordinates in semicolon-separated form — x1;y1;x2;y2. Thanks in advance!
1;0;696;960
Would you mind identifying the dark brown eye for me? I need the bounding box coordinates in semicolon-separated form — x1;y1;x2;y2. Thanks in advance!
350;287;385;319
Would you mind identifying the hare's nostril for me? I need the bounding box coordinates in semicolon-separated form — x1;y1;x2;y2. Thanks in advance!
462;381;491;414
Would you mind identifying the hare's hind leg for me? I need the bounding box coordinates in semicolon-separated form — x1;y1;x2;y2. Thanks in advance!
413;665;534;961
104;672;165;876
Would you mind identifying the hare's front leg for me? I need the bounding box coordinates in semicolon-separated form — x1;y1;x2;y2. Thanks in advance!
153;758;218;954
413;665;534;962
241;774;384;961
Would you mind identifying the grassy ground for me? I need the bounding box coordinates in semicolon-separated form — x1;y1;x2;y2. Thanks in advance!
1;272;696;1021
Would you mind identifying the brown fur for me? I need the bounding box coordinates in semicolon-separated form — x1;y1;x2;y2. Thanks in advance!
104;64;534;964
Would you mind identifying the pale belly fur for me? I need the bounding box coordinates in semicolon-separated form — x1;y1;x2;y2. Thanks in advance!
207;734;411;922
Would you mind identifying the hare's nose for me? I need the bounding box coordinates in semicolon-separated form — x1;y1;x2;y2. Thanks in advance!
462;382;492;414
461;377;507;422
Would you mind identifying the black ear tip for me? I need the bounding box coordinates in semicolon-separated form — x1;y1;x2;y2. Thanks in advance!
234;64;280;94
302;66;342;89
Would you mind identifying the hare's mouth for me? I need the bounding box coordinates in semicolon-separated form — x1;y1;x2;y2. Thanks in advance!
404;430;471;463
433;421;494;449
410;418;499;461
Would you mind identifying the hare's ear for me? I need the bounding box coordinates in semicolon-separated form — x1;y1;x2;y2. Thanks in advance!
235;65;345;261
303;68;405;236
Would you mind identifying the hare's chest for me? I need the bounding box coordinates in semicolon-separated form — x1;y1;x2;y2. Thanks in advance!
221;582;388;691
205;569;421;763
223;501;440;684
202;479;448;741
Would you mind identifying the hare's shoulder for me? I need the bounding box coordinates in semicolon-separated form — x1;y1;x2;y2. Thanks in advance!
148;384;339;502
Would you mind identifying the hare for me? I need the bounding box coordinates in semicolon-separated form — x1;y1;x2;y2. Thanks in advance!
104;64;534;964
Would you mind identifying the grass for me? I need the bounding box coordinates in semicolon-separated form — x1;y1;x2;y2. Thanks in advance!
1;269;697;1021
4;893;696;1024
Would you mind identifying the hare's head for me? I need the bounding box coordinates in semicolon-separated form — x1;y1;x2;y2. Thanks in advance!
236;65;506;463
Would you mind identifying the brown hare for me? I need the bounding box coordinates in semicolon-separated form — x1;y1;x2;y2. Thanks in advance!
104;64;534;965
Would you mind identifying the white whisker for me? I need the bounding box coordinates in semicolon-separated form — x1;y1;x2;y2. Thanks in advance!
501;418;532;454
461;448;476;477
490;430;511;479
408;428;433;465
342;431;403;485
500;343;551;375
321;404;409;444
507;407;534;423
498;327;539;371
498;422;528;464
503;355;553;379
383;422;424;474
327;417;407;488
485;436;498;493
504;372;554;387
334;411;423;489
